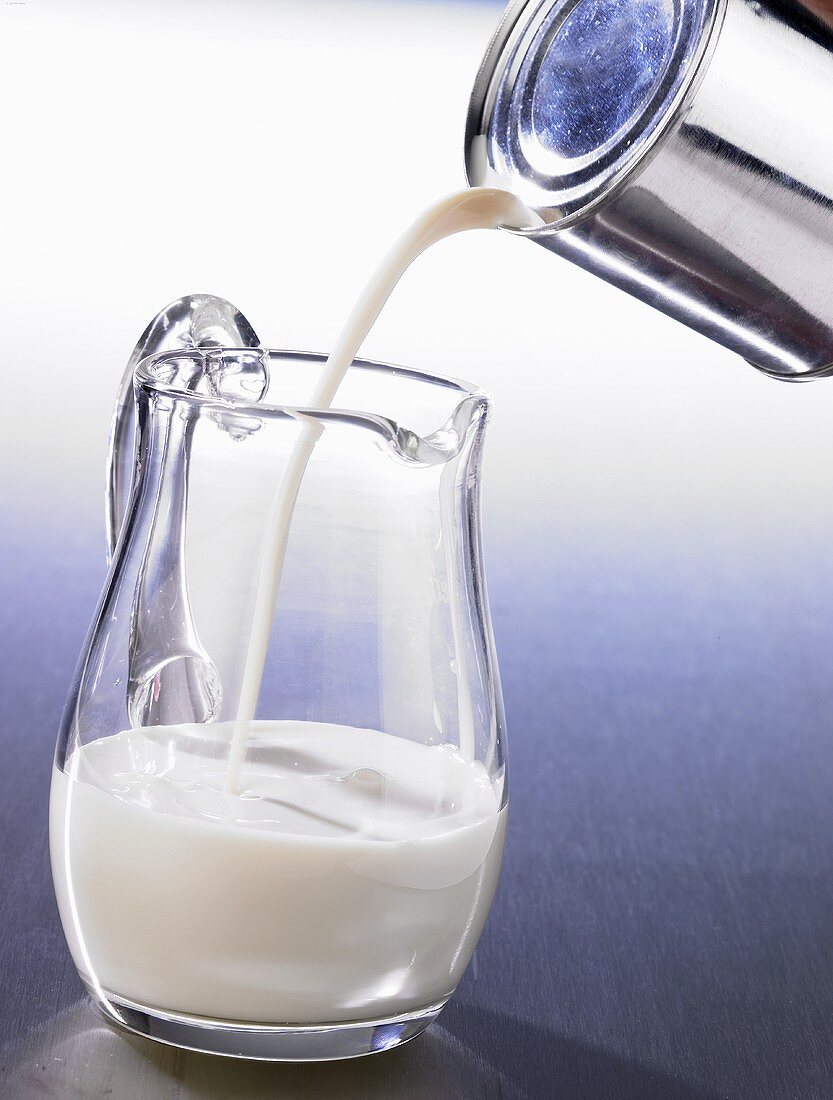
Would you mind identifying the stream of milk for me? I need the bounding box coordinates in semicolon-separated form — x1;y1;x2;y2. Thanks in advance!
225;187;533;793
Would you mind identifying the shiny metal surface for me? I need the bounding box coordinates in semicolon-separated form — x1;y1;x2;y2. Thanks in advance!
467;0;833;378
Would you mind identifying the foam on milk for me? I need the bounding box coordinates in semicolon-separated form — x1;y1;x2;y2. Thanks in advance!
51;722;506;1023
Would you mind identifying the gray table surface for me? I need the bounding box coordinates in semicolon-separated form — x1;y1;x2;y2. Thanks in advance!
3;516;833;1100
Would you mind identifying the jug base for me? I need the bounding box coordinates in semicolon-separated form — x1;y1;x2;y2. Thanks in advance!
84;984;447;1062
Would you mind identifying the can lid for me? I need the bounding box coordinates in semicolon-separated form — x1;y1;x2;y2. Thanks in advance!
466;0;722;226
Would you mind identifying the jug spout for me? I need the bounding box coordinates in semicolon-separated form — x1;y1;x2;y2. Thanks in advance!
466;0;833;379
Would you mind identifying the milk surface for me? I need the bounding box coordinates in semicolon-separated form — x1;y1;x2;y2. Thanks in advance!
51;722;506;1024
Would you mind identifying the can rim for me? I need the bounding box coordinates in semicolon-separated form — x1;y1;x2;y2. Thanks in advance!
464;0;729;234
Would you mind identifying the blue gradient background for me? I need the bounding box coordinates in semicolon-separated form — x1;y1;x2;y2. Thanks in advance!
3;1;833;1097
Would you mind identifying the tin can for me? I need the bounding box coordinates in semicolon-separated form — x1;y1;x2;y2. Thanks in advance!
466;0;833;378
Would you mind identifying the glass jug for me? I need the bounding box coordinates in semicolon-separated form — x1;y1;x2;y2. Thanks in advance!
50;344;508;1061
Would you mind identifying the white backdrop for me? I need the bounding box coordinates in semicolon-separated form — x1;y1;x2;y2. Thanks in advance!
2;0;832;567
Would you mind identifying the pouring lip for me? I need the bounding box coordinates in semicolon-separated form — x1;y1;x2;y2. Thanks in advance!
134;347;492;466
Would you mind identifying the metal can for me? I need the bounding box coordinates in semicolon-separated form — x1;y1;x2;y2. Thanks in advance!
466;0;833;378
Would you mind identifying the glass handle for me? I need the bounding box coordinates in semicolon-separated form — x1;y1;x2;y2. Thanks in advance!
105;294;262;562
105;295;262;725
105;363;139;563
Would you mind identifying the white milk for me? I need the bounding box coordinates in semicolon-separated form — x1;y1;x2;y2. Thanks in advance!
51;722;506;1024
226;187;534;791
52;187;528;1028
